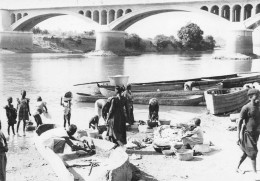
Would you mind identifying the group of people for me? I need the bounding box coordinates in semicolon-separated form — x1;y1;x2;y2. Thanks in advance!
3;90;48;137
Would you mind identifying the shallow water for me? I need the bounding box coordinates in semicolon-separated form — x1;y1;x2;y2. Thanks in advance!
0;50;259;150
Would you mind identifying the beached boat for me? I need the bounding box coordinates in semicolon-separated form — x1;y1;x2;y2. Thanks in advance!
97;72;260;97
204;87;249;115
34;124;132;181
76;91;204;106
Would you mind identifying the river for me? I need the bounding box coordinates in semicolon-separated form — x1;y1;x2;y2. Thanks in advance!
0;50;260;132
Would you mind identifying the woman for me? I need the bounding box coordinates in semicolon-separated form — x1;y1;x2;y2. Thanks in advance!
148;98;159;128
122;83;134;125
17;90;31;136
106;86;129;147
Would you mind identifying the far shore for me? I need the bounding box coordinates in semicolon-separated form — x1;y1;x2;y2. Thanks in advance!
1;35;256;59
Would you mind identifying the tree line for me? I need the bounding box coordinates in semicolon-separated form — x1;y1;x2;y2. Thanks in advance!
125;22;216;52
32;22;216;52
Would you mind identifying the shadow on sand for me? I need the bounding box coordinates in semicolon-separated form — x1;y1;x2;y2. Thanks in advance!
130;163;159;181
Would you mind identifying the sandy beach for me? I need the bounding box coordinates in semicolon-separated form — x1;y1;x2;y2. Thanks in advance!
4;104;259;181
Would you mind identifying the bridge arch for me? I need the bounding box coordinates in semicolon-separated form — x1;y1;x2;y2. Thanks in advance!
232;4;241;22
244;4;253;20
211;5;219;15
221;5;231;20
10;10;99;31
108;5;232;31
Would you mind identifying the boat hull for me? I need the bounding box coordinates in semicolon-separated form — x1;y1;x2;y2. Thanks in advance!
76;92;204;106
204;87;249;115
34;124;132;181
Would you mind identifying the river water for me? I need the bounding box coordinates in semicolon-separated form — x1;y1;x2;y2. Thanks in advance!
0;50;260;136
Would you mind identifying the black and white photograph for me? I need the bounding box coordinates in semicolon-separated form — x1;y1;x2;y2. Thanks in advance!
1;0;260;180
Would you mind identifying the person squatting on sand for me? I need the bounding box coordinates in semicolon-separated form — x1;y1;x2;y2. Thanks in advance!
147;98;159;128
40;124;91;153
181;118;204;149
122;83;135;125
60;92;72;128
0;121;8;181
33;96;48;127
17;90;31;136
106;85;129;148
237;88;260;178
4;97;17;136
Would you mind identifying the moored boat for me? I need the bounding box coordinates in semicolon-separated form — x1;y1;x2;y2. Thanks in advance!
76;91;204;106
97;72;260;97
34;124;132;181
204;87;249;115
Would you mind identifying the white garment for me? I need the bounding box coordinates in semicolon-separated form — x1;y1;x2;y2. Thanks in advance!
94;99;107;117
34;101;46;115
40;127;68;147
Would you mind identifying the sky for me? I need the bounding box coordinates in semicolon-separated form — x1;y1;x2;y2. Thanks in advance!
37;11;230;39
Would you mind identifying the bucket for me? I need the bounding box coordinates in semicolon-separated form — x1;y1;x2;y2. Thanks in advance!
176;149;193;161
108;75;129;86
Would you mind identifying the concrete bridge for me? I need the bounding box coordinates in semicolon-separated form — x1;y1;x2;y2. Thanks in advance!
1;0;260;55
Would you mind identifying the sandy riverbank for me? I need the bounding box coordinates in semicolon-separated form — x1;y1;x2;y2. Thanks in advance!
5;106;260;181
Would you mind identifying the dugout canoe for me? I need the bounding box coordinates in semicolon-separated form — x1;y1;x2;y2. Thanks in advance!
98;72;260;97
204;87;249;115
76;91;204;106
34;124;132;181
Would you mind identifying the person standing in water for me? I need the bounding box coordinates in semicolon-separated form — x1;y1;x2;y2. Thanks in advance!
237;89;260;179
17;90;31;136
4;97;17;136
33;96;48;127
61;92;72;128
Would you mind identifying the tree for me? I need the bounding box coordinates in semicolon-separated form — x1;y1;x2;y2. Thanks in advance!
153;34;172;51
177;23;204;50
125;33;145;51
201;35;216;50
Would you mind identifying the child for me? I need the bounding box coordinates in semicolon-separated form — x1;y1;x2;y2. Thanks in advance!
4;97;17;136
181;118;204;149
33;96;48;127
61;92;72;128
0;121;8;181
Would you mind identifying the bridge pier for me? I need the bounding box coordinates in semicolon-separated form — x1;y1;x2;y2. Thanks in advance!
0;9;33;49
95;30;126;52
225;28;253;55
253;29;260;56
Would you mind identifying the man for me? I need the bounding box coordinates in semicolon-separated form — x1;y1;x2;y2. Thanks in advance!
237;88;260;178
0;121;8;181
40;124;91;153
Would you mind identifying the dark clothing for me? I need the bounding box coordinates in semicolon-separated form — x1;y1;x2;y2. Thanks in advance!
0;131;7;181
4;105;16;126
34;114;43;127
239;102;260;158
0;154;7;181
240;102;260;132
148;98;159;120
64;113;71;128
122;90;134;125
240;130;259;158
17;98;30;121
106;96;129;145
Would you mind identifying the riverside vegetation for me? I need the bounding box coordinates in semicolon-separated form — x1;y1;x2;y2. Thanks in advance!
0;22;217;55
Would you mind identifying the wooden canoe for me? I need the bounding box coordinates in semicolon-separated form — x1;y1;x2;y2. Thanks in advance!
204;87;249;115
34;124;132;181
98;72;260;97
76;91;204;106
